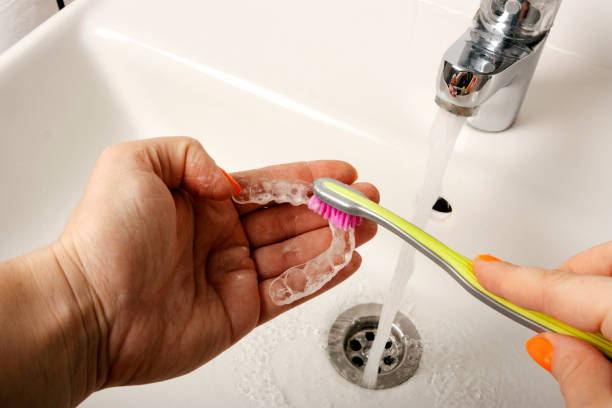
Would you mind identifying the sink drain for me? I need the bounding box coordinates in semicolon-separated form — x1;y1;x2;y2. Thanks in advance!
431;196;452;221
327;303;422;389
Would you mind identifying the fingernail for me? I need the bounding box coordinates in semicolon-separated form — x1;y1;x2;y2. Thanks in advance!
354;168;359;181
220;168;241;195
475;254;502;263
526;336;553;372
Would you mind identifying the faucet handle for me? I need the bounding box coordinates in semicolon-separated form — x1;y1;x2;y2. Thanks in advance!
479;0;562;39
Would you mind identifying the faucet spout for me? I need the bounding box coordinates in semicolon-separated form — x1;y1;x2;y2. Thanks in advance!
435;0;562;132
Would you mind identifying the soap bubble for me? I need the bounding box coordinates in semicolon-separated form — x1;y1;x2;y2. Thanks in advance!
233;177;312;206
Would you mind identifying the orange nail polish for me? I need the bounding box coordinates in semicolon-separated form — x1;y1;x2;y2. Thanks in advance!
526;336;553;372
354;168;359;181
475;254;502;263
220;168;241;195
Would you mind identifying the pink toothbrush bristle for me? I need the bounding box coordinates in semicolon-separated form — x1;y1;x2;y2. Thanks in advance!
307;195;362;230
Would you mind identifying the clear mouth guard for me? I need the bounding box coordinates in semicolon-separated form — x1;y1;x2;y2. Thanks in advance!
232;177;355;305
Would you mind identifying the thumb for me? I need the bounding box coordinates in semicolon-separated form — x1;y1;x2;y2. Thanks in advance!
526;334;612;407
100;137;241;199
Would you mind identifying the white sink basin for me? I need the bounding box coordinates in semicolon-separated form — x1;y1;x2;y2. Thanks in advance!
2;0;612;406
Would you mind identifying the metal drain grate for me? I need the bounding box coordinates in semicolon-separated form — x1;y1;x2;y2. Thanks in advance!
327;303;422;389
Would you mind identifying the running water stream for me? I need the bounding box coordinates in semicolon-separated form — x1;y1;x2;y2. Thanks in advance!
362;108;467;388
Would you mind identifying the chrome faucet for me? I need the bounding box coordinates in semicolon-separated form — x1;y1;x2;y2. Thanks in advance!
435;0;562;132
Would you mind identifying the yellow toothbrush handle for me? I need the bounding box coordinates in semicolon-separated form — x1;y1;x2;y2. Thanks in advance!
323;180;612;358
386;203;612;358
386;204;612;358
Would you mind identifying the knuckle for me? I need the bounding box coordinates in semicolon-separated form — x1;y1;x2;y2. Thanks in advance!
177;137;207;168
540;269;570;314
99;144;124;161
96;144;137;171
177;136;201;151
280;245;297;268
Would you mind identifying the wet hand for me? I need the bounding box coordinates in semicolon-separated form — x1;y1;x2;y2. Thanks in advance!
473;245;612;408
54;137;378;393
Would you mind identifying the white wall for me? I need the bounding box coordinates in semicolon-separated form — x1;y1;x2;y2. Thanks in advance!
0;0;57;53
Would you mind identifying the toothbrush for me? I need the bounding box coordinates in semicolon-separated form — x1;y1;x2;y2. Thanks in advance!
308;177;612;359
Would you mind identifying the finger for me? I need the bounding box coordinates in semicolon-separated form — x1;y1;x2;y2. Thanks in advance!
526;333;612;408
232;160;358;215
252;219;377;279
558;241;612;276
242;182;379;249
473;257;612;338
97;137;239;200
258;252;362;324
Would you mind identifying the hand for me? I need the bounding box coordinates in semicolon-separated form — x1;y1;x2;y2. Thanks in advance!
474;244;612;408
0;137;378;406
